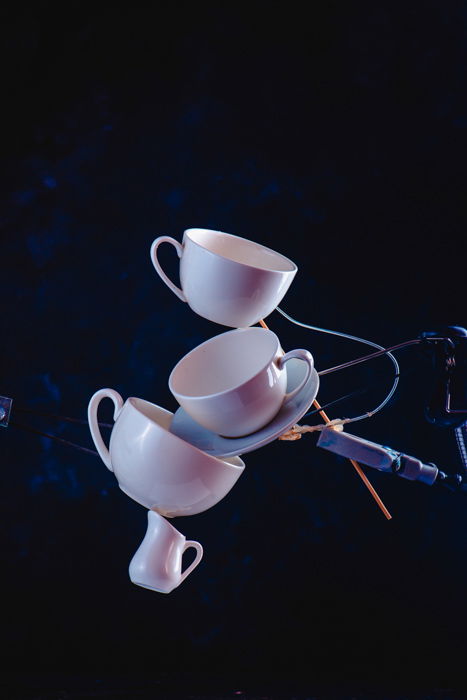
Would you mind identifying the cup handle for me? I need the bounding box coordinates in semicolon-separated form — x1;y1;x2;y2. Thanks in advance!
150;236;187;302
179;540;204;584
278;349;314;405
87;388;124;472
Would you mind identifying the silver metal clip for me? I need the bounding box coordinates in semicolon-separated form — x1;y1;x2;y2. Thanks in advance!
0;396;13;427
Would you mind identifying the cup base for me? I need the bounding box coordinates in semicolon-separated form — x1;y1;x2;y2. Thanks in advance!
217;413;279;439
218;428;262;439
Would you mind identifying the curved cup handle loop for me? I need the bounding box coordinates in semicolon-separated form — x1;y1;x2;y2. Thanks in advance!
179;540;204;584
87;388;124;472
278;349;314;405
150;236;187;302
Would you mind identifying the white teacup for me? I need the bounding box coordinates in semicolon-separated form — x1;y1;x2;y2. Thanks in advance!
87;389;245;516
150;228;297;328
169;327;313;438
129;510;203;593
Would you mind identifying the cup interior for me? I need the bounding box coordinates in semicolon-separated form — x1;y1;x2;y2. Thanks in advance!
130;398;173;430
185;228;296;272
127;398;244;470
170;328;278;398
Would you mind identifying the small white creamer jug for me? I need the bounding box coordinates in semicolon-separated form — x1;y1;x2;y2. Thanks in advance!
129;510;203;593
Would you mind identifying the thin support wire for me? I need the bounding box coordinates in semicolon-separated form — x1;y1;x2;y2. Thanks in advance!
14;406;113;428
9;420;99;457
260;317;392;519
318;340;422;376
277;306;414;425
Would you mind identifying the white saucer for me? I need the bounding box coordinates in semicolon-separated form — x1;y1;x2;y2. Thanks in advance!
169;358;319;458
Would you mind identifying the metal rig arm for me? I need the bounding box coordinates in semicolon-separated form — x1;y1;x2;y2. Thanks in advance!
317;428;439;486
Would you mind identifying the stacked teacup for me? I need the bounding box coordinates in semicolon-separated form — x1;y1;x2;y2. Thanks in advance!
88;228;317;593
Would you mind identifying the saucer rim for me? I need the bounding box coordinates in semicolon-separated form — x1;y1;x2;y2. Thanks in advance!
169;360;319;458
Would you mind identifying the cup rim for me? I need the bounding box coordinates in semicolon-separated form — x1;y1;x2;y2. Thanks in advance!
169;327;281;401
125;397;245;470
184;228;297;274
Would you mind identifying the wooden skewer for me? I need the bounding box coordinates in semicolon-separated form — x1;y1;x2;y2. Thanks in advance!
259;317;392;520
311;398;392;520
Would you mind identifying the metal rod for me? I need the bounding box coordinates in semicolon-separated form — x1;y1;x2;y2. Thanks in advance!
317;339;423;377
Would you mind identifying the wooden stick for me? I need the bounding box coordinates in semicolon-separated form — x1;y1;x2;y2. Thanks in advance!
259;317;392;520
312;398;392;520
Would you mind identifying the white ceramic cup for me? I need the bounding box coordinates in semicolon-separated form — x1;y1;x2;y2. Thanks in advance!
87;389;245;516
169;327;314;438
150;228;297;327
129;510;203;593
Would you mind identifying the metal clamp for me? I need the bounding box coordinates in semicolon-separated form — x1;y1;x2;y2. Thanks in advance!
317;428;439;486
0;396;13;428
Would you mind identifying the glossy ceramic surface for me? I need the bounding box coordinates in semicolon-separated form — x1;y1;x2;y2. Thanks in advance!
150;228;297;327
170;358;320;457
129;510;203;593
87;389;245;516
169;327;313;438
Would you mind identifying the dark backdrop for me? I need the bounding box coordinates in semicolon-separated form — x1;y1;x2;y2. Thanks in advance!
1;2;466;695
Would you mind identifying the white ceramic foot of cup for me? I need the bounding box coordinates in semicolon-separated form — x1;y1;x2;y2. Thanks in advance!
129;510;203;594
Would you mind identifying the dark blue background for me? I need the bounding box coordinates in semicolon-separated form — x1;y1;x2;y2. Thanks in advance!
1;2;466;694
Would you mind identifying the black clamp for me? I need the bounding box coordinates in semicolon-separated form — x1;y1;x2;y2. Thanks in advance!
420;326;467;428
